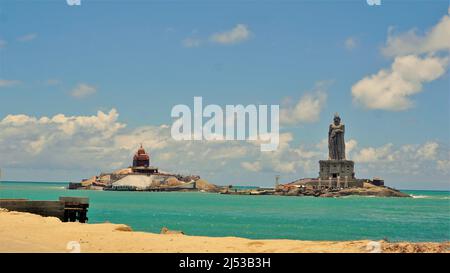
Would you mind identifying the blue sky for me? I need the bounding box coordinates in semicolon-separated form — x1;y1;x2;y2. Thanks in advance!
0;0;449;189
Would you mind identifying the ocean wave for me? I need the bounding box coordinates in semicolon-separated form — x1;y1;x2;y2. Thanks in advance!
47;186;66;190
411;195;430;199
410;195;450;200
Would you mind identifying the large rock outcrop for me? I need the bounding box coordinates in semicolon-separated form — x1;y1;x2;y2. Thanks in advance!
195;179;220;192
319;183;411;198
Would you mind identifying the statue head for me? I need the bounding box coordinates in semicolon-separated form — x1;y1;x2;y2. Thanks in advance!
333;113;341;125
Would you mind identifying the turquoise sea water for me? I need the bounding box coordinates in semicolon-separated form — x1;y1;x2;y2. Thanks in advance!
1;181;449;242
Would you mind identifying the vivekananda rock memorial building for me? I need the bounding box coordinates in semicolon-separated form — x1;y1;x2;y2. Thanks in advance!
133;145;150;167
69;145;213;191
131;145;159;174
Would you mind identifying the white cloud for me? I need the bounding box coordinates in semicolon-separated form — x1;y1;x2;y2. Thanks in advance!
346;139;358;154
437;159;450;174
0;109;126;170
210;24;250;45
352;142;438;164
182;24;251;48
0;110;258;177
280;85;327;125
352;141;447;177
247;136;449;179
353;143;395;163
245;132;323;175
382;11;450;57
351;54;448;111
182;37;201;48
71;83;97;98
0;109;448;186
416;141;439;160
17;33;38;42
0;79;21;87
114;125;171;151
352;10;450;111
241;161;262;172
345;37;357;50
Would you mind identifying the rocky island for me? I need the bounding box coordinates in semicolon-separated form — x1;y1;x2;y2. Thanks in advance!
273;114;410;197
223;114;411;198
69;145;220;193
274;114;410;197
70;114;410;198
273;182;410;198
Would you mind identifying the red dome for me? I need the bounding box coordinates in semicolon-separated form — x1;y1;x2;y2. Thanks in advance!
133;153;149;160
133;145;150;167
137;147;147;156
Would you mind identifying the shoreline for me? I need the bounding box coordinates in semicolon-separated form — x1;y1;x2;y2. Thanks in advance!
0;210;448;253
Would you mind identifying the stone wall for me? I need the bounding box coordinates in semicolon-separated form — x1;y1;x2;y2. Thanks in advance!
319;160;355;180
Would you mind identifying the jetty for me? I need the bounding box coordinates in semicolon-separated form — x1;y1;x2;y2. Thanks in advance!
221;187;275;195
0;197;89;223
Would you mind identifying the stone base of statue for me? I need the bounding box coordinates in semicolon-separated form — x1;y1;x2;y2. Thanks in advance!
318;160;362;188
319;159;355;180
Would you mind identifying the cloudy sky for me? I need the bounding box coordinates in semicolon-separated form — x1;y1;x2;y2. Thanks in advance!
0;1;449;190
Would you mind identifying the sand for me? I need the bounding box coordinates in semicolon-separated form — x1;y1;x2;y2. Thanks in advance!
0;209;448;253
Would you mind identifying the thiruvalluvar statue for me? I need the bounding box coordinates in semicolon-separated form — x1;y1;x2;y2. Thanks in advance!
328;113;346;160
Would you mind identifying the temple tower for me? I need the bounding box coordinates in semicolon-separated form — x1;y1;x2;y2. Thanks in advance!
133;144;150;167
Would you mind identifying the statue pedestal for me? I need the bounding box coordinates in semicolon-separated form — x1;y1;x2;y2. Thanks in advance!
319;160;354;180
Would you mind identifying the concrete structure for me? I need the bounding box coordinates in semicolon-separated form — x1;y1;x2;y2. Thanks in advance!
285;114;363;189
288;177;363;189
110;175;196;191
315;114;360;188
133;144;150;167
371;177;385;186
0;197;89;222
319;159;355;180
131;145;159;174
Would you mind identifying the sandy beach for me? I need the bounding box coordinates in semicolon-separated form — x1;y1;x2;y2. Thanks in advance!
0;209;448;253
